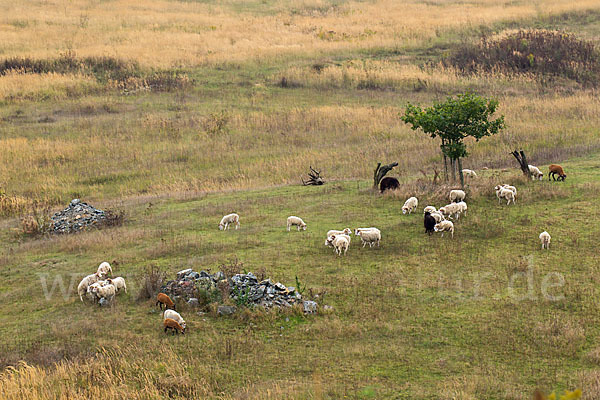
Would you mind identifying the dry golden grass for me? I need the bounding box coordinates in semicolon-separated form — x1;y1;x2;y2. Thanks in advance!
0;71;97;101
1;0;599;67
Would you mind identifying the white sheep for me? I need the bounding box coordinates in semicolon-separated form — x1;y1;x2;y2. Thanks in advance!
97;262;112;279
286;216;307;231
423;206;436;214
325;228;352;247
430;211;445;223
449;189;466;203
462;169;478;178
434;220;454;238
326;234;350;256
528;165;543;181
106;277;127;293
456;201;468;218
439;203;461;220
539;231;551;249
77;273;101;302
402;197;418;215
356;228;381;248
218;213;240;230
163;309;186;329
91;283;116;303
498;187;516;205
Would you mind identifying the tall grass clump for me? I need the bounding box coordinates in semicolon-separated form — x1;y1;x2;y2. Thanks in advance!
445;29;600;86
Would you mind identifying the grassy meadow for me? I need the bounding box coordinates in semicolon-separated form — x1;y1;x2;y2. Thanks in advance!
1;0;600;399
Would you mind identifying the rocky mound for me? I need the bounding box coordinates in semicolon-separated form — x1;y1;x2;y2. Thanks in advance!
51;199;106;234
159;268;317;313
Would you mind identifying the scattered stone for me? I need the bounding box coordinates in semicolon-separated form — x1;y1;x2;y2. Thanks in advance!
323;305;334;312
303;300;317;314
217;305;237;316
51;199;107;234
187;298;199;307
98;298;109;307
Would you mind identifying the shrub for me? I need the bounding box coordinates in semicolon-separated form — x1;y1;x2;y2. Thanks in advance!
19;204;52;236
102;209;126;228
445;29;600;86
136;265;167;301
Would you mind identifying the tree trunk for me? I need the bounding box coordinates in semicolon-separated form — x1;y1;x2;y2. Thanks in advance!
457;157;464;188
442;139;448;182
451;158;456;182
510;150;530;177
373;162;399;189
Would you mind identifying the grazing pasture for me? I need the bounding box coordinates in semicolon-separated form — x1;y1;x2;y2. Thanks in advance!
1;0;600;398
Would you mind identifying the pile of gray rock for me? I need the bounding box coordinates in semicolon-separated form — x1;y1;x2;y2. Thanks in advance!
51;199;106;234
159;268;318;313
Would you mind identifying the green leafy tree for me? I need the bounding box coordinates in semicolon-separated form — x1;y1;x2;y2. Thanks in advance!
401;92;505;187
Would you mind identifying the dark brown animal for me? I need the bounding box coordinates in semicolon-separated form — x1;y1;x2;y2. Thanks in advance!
156;293;175;311
424;212;436;235
548;164;567;181
379;177;400;193
163;318;185;335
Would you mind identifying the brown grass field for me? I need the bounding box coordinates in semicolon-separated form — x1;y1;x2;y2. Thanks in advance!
1;0;600;399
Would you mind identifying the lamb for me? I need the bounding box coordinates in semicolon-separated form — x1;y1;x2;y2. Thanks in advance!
325;228;352;247
164;318;185;335
86;280;109;302
77;273;101;302
96;262;112;279
326;234;350;256
423;206;436;214
156;293;176;311
218;213;240;230
539;231;551;249
355;228;381;248
105;277;127;294
549;164;567;181
434;220;454;238
402;197;418;215
91;283;116;303
449;189;466;203
286;216;307;231
528;165;543;181
163;309;186;329
456;201;467;217
495;185;517;201
498;187;516;205
424;212;436;235
462;169;477;178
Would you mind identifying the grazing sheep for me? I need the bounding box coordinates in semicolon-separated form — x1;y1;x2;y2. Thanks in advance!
528;165;543;181
434;220;454;238
439;203;461;220
456;201;468;217
77;273;101;302
379;177;400;193
356;228;381;248
424;212;436;235
218;213;240;230
86;280;109;302
402;197;419;215
462;169;477;178
91;283;116;303
495;185;517;201
325;228;352;247
163;309;186;329
286;216;307;231
326;234;350;256
549;164;567;181
156;293;176;311
430;211;445;223
423;206;436;214
106;277;127;294
449;189;466;203
498;187;516;205
539;231;551;249
164;318;185;335
97;262;112;279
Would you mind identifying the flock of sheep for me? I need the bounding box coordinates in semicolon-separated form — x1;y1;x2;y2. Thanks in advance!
76;163;565;334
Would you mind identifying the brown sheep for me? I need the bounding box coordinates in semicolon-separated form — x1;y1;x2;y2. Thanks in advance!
164;318;185;335
548;164;567;181
156;293;176;311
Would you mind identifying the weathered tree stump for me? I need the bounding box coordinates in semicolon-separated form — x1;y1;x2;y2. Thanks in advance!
301;166;324;186
373;162;398;189
510;150;530;177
